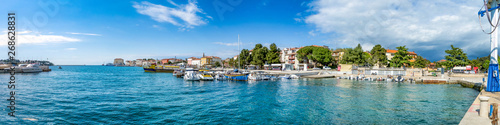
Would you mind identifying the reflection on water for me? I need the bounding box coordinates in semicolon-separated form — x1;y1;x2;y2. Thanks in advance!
0;66;478;124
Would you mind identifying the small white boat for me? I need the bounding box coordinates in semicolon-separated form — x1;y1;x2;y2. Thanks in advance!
173;69;184;78
279;75;291;79
198;73;214;81
214;74;226;81
248;72;261;81
290;74;300;79
213;71;226;81
184;68;200;81
395;75;404;82
261;75;270;80
14;64;43;73
269;76;278;80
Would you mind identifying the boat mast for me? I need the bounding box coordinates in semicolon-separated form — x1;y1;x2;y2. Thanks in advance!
238;34;240;70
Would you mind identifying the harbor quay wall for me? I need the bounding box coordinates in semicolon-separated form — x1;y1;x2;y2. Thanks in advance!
253;69;486;85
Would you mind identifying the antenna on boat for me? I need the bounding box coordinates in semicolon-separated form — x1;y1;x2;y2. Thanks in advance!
478;0;500;92
238;34;240;70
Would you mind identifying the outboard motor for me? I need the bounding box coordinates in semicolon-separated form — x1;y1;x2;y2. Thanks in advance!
397;76;402;82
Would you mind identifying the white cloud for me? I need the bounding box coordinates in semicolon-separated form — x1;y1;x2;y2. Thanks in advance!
294;18;302;22
18;31;33;34
67;32;101;36
65;48;77;51
214;42;238;46
308;30;316;36
304;0;489;60
166;0;180;7
0;31;80;46
132;1;208;29
206;15;213;20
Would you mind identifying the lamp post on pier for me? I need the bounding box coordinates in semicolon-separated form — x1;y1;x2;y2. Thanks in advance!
479;0;500;92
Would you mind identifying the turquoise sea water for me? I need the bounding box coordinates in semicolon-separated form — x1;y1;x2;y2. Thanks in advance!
0;66;478;124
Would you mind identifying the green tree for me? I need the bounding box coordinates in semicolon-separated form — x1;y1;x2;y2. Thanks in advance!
312;47;333;66
214;61;221;67
413;56;429;68
363;52;373;66
470;55;491;71
238;49;250;68
340;48;353;64
370;44;388;67
390;46;412;68
297;46;314;64
340;44;369;66
228;58;235;68
266;43;281;64
251;44;268;68
297;46;332;67
483;60;490;71
444;45;469;68
434;61;440;68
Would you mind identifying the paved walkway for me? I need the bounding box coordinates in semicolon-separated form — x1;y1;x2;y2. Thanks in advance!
459;90;500;125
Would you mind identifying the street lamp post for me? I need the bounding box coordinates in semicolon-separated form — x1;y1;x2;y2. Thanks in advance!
479;0;500;92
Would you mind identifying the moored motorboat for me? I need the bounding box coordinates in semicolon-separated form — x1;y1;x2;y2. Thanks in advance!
20;64;43;73
214;71;226;81
279;75;291;80
261;75;270;80
225;69;248;81
395;75;404;82
173;69;184;78
184;68;200;81
269;76;278;80
248;72;261;81
198;73;214;81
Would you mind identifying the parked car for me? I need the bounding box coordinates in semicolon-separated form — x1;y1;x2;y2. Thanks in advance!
312;67;322;70
323;66;331;70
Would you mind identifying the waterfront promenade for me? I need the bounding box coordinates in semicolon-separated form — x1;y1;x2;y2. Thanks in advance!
459;90;500;125
261;69;485;83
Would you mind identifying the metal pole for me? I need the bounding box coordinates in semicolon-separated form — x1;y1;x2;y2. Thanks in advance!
488;0;500;92
492;4;498;65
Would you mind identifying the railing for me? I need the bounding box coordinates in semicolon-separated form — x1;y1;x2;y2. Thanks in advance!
363;69;406;76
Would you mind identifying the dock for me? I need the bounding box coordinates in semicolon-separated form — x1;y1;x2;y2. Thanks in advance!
459;90;500;125
301;74;335;78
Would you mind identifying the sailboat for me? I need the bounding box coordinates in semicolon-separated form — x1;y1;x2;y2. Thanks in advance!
225;34;249;81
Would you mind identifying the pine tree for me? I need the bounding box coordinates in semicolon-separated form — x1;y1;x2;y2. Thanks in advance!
390;46;412;68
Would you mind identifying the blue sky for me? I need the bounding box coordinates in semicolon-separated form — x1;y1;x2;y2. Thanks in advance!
0;0;494;65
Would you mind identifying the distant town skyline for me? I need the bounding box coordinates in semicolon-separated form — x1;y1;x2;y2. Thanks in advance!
0;0;494;65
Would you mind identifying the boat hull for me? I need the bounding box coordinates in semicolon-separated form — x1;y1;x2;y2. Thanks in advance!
143;68;175;73
225;74;248;81
184;74;200;81
201;77;214;81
